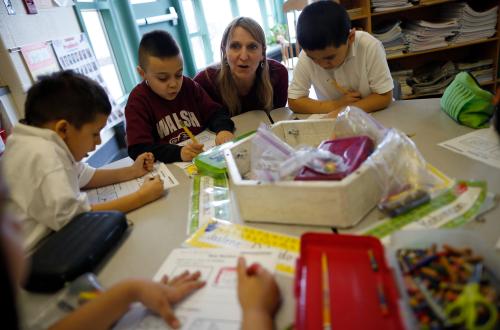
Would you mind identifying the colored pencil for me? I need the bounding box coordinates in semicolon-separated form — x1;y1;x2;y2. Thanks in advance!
321;253;332;329
180;121;199;144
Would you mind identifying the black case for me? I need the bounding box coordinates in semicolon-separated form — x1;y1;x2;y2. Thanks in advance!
24;211;129;293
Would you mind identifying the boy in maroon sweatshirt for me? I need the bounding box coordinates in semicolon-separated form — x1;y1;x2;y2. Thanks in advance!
126;30;235;163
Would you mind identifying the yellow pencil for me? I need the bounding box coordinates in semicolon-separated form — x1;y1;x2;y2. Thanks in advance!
330;79;350;95
321;253;332;330
180;121;199;144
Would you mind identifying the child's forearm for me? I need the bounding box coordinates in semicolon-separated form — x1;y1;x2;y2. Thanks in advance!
288;97;346;114
352;91;392;113
85;168;139;189
242;310;274;330
91;189;153;213
49;279;141;330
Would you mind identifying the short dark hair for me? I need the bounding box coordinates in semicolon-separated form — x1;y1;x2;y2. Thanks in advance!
139;30;180;69
297;0;351;50
24;70;111;129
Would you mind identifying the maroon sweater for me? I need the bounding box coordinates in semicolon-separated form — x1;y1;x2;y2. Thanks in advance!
193;59;288;114
125;77;234;163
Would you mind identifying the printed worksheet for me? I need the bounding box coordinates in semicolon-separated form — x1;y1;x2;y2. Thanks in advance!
439;127;500;169
113;249;278;330
178;130;217;150
86;163;179;204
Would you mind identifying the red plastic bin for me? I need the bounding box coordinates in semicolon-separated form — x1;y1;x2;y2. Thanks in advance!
295;233;404;330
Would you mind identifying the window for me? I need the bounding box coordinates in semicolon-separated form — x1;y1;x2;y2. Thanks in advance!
181;0;282;71
74;0;140;103
80;10;124;102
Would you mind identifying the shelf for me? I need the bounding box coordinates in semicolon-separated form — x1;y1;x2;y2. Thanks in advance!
479;80;496;86
350;13;369;20
402;93;441;100
371;0;458;17
347;7;368;20
387;37;499;60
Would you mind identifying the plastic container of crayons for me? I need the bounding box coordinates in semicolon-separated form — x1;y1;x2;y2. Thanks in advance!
388;229;500;330
294;233;405;330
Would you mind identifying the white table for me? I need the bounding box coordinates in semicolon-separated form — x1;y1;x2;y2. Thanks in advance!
20;99;500;329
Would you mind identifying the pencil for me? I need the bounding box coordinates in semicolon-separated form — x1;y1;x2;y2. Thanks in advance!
321;253;332;330
368;249;379;272
330;79;350;95
180;121;199;144
377;282;389;316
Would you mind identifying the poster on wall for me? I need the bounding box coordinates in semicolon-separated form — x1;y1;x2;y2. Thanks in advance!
52;34;123;127
20;43;60;81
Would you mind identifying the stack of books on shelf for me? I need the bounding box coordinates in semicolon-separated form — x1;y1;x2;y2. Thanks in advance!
391;69;413;98
407;61;456;97
371;0;412;12
404;19;459;52
444;2;498;44
393;59;494;98
457;58;494;83
373;21;408;56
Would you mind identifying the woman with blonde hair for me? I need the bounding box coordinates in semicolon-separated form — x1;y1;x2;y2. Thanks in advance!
194;17;288;117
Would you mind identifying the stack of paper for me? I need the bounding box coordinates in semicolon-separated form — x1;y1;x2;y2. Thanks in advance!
404;19;459;52
373;21;408;56
407;61;457;97
444;3;498;44
391;69;413;98
457;58;494;83
371;0;413;12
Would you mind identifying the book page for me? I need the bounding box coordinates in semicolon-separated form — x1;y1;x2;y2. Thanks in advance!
113;249;278;330
86;163;178;204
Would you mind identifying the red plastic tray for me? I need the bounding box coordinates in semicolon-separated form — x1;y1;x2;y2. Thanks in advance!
295;233;404;330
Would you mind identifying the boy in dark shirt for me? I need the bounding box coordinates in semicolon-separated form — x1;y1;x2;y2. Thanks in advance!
126;30;235;163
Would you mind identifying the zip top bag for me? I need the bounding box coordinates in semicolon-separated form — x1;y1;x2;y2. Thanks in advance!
440;71;494;128
24;211;130;293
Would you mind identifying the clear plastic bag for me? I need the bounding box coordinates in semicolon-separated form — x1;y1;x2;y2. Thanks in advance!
367;128;443;216
333;106;388;144
250;123;295;181
333;106;445;216
250;124;346;182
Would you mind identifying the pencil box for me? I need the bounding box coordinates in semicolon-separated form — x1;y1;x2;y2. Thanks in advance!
294;233;404;330
24;211;129;293
294;136;374;181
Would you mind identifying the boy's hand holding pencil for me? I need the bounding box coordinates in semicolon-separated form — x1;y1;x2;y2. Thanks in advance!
180;122;204;161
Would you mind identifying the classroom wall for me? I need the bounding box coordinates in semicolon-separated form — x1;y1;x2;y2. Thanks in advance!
0;1;81;118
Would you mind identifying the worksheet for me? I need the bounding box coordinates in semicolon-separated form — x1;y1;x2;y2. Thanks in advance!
113;249;278;330
178;130;216;150
86;163;179;204
439;127;500;169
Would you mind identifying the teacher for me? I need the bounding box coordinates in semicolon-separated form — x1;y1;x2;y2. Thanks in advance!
194;17;289;116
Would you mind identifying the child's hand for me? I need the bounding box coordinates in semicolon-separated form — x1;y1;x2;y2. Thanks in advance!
215;130;235;145
180;143;204;161
339;90;361;104
237;257;281;318
138;175;164;203
132;152;155;177
324;108;342;119
135;271;205;329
